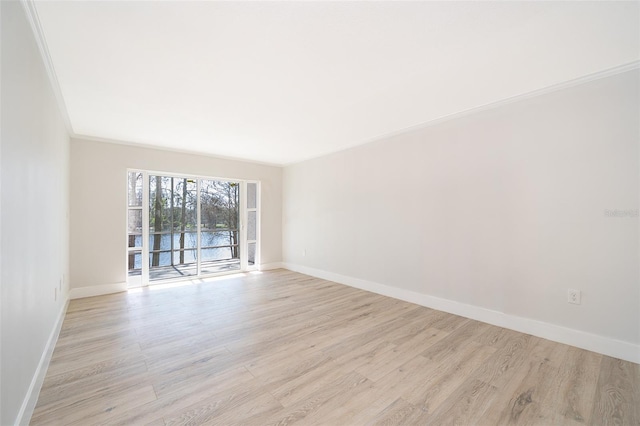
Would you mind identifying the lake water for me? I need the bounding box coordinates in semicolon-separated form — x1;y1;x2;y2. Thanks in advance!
129;231;237;269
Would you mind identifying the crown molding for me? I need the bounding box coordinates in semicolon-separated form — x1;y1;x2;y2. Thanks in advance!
71;134;285;168
21;0;74;136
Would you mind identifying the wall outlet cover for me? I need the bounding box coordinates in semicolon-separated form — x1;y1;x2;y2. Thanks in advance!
568;289;581;305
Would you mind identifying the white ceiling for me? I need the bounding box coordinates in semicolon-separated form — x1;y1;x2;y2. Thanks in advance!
33;1;639;165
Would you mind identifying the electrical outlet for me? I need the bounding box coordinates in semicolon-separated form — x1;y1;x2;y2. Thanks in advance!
302;249;306;257
54;287;57;301
568;289;581;305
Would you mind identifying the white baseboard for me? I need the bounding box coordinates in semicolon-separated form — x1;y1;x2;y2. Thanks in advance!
16;296;69;425
282;262;640;364
70;282;127;299
259;262;284;271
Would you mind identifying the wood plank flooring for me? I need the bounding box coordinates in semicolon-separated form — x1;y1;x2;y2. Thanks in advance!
31;269;639;425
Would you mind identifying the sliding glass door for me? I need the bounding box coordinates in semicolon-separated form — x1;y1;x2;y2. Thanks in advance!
127;171;258;286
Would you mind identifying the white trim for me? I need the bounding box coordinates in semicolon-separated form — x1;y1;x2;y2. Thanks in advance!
70;282;127;299
240;181;248;271
284;60;640;166
20;0;73;135
259;262;284;271
282;262;640;364
15;297;69;425
196;178;202;277
137;169;243;188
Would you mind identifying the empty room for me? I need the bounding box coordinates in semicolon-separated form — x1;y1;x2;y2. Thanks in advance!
1;0;639;425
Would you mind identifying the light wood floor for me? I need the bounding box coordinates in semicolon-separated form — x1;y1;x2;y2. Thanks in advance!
32;269;639;425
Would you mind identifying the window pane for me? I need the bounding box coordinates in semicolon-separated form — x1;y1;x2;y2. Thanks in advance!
128;172;143;207
149;175;172;233
172;249;197;265
172;178;197;231
128;209;142;234
149;233;170;254
149;250;172;267
247;211;256;241
201;247;233;262
201;247;240;275
201;231;238;248
149;251;197;280
128;234;142;248
247;182;257;209
199;179;240;266
248;242;256;266
176;231;198;249
200;180;239;230
128;251;142;275
201;261;240;275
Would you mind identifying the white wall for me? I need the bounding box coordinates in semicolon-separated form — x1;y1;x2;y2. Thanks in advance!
1;2;71;424
69;139;282;295
283;69;640;363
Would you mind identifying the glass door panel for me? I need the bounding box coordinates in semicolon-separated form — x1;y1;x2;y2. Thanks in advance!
128;171;143;207
149;176;198;281
200;180;240;275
